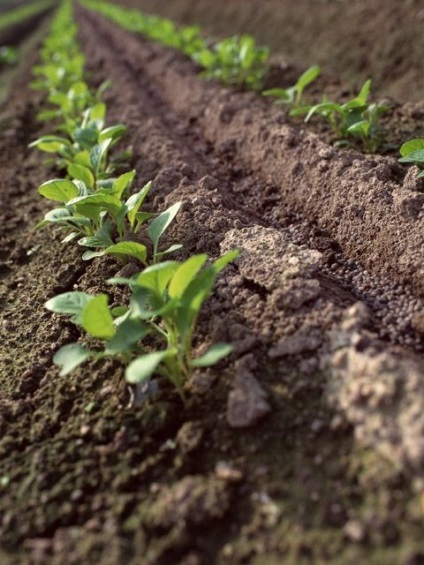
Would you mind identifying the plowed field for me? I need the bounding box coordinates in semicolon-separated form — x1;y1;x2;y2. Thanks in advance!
1;2;424;564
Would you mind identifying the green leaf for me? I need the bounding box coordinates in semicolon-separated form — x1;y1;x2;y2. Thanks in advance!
154;243;183;260
73;127;99;150
125;350;169;384
168;254;207;299
103;241;148;264
262;88;292;102
99;124;127;143
347;120;371;136
38;179;79;202
135;261;179;296
87;102;106;123
68;163;95;188
126;181;152;227
399;139;424;157
45;291;93;324
296;65;320;92
53;343;92;376
190;342;233;367
82;294;115;339
356;79;371;105
29;135;71;153
82;250;106;261
68;193;122;219
111;170;136;198
105;319;148;354
90;139;112;173
147;201;182;254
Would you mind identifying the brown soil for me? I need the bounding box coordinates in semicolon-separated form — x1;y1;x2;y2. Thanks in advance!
124;0;424;104
1;2;424;564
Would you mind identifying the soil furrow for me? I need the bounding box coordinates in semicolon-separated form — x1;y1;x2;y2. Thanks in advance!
79;9;424;301
3;6;424;563
77;8;424;352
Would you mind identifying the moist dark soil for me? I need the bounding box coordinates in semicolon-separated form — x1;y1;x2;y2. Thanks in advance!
1;2;424;564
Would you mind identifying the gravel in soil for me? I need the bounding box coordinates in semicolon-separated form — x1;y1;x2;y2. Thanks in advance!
1;4;424;564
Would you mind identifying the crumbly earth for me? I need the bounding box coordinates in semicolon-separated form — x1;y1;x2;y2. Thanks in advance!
1;3;424;564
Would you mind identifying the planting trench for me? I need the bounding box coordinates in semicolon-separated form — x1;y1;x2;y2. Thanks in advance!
1;4;424;564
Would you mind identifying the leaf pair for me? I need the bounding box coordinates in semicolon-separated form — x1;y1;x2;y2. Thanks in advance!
263;65;320;109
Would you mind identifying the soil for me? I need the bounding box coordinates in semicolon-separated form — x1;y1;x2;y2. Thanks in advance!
1;2;424;564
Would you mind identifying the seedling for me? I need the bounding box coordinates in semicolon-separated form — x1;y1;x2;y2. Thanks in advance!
292;79;389;153
263;65;320;109
36;172;181;264
45;250;239;397
30;102;127;172
194;35;269;89
399;139;424;177
82;0;269;90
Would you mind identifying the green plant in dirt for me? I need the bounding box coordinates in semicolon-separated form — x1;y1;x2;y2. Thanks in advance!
292;79;389;153
0;0;54;30
80;0;206;56
0;46;18;66
45;250;239;396
35;172;182;264
194;35;269;90
262;65;321;109
82;0;269;90
399;139;424;178
29;102;127;172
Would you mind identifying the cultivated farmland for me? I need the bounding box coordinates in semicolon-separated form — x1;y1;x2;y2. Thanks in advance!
1;1;424;563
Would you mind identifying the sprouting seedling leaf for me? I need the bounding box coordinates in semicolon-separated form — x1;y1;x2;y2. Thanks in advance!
147;201;182;258
125;350;170;384
103;241;148;264
105;319;149;354
54;343;93;376
190;342;233;367
168;254;207;299
111;170;136;199
126;181;152;228
399;139;424;158
38;179;79;202
296;65;321;94
135;261;179;296
263;65;320;108
399;149;424;167
45;291;93;324
99;124;127;144
29;135;71;153
68;163;95;188
90;139;112;174
82;294;115;339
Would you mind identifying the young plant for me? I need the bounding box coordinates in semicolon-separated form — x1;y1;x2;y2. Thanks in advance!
399;139;424;178
82;0;269;90
292;79;389;153
36;172;181;265
194;35;269;90
29;102;127;172
45;250;239;396
262;65;320;109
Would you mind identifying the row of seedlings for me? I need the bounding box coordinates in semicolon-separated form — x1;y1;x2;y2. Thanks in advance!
82;0;424;168
0;0;55;30
30;0;238;400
